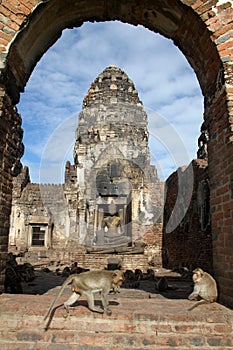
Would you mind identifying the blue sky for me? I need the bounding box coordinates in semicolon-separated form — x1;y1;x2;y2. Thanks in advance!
18;21;203;184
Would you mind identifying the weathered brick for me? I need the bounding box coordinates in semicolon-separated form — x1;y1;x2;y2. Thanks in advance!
17;332;42;342
7;20;20;31
207;336;223;346
2;1;18;15
51;331;75;344
0;5;12;18
0;30;12;41
18;3;31;15
214;324;233;334
188;337;205;346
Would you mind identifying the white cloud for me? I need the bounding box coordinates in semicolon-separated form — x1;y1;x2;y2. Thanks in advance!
18;21;203;183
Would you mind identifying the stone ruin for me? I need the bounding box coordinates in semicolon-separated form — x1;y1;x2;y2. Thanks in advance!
1;0;233;307
9;65;164;270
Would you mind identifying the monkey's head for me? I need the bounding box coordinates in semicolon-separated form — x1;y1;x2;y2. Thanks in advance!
192;268;204;282
112;270;124;287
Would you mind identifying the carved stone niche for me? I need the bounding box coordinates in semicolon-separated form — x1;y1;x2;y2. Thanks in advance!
94;196;132;248
93;161;133;249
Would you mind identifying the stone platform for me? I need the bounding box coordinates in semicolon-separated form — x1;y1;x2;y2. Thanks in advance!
0;283;233;349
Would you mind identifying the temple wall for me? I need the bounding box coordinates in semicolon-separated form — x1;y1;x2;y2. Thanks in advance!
162;159;213;272
17;248;162;273
9;168;71;252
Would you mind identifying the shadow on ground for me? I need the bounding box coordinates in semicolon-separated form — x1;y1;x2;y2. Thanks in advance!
137;276;193;299
20;269;193;301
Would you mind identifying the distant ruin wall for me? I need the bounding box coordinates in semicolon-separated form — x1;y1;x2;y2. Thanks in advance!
9;169;71;251
18;248;161;272
162;159;213;272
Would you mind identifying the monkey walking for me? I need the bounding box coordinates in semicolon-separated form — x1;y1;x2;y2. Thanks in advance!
188;267;218;311
44;269;124;329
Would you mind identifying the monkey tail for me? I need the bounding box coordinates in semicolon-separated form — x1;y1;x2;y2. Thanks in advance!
188;299;209;311
44;275;74;321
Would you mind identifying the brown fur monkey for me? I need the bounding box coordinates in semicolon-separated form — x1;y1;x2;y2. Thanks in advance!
44;269;124;328
188;268;218;311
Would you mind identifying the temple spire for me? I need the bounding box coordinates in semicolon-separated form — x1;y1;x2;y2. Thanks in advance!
83;65;143;108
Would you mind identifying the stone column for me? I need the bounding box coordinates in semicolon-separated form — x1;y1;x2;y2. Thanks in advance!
0;88;24;291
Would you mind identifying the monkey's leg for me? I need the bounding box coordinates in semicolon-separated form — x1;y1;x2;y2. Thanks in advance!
100;290;112;316
110;285;120;294
64;292;80;314
84;291;104;314
188;292;199;301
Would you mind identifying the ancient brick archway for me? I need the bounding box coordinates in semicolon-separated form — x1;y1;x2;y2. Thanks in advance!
0;0;233;307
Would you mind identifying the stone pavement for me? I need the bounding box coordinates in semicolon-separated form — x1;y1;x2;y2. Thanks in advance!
0;280;233;350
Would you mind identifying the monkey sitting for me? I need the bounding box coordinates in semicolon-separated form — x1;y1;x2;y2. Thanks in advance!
188;267;218;311
123;269;140;289
134;269;143;281
44;269;124;329
155;276;169;292
146;269;155;281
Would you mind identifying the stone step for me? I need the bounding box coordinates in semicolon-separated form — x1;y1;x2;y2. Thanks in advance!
0;292;233;349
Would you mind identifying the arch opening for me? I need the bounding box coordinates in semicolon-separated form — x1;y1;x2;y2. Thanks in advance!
18;21;203;184
4;0;221;104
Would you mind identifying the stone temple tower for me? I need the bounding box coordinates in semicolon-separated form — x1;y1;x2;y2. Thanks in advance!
71;65;163;249
9;65;163;255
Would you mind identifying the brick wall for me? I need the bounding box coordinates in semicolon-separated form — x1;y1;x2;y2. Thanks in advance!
17;248;159;273
0;88;23;291
0;293;233;349
163;159;213;272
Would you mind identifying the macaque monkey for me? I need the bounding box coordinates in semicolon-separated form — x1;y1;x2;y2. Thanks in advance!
135;269;143;281
44;269;124;328
146;269;155;281
188;268;218;311
155;276;168;292
110;272;124;294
